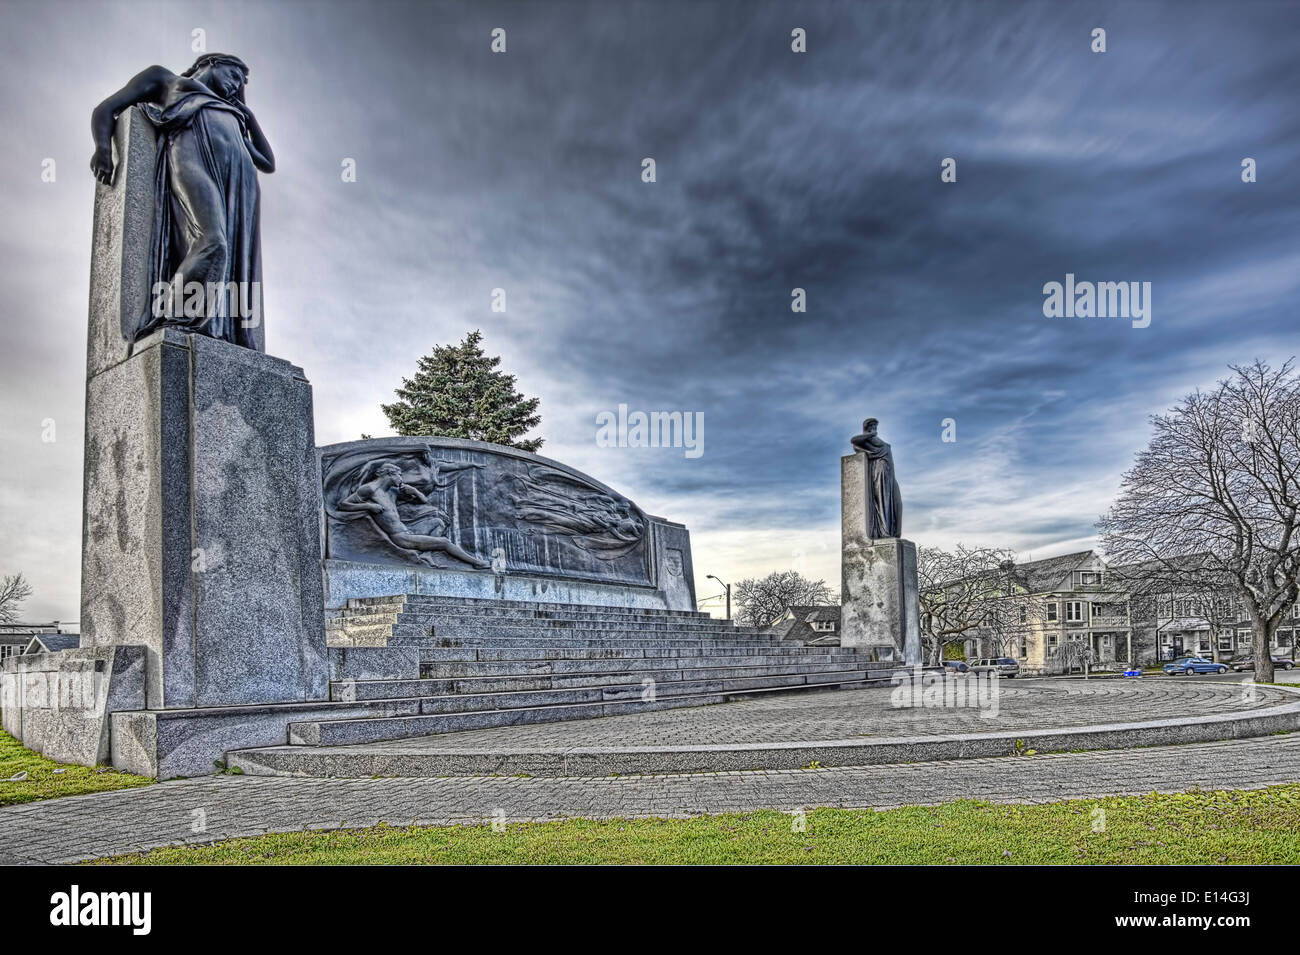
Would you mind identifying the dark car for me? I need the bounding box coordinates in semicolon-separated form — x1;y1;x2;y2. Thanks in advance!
943;660;971;674
1163;656;1228;675
1229;654;1296;672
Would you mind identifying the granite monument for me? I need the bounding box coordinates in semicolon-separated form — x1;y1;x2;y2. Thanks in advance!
841;418;922;664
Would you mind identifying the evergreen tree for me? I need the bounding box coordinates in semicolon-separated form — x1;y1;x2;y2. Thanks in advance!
381;330;543;451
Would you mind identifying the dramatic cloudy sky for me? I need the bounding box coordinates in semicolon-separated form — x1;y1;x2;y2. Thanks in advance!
1;0;1297;621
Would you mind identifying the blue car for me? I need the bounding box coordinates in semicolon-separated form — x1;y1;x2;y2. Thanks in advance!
1163;656;1228;675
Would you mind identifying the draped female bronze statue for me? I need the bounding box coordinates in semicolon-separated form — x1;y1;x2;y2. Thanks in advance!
90;54;274;351
850;418;902;538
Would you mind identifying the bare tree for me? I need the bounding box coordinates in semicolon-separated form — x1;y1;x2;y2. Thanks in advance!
733;571;833;629
917;545;1041;665
1099;360;1300;683
0;572;32;624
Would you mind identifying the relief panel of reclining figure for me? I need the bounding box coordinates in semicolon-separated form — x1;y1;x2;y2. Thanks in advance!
321;439;654;587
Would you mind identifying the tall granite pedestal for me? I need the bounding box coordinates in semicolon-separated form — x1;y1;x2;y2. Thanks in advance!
81;330;329;709
840;452;922;664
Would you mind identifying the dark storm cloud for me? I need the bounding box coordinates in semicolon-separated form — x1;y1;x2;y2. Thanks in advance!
1;0;1297;616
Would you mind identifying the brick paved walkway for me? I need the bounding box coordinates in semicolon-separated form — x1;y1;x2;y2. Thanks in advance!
349;677;1286;751
3;731;1299;864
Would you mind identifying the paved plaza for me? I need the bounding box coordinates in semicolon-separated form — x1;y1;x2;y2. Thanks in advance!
337;677;1289;749
3;677;1300;864
2;733;1299;864
226;676;1300;776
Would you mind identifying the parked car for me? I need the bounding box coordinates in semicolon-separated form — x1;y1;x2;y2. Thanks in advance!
971;657;1020;678
1229;654;1297;672
1163;656;1228;675
942;660;971;675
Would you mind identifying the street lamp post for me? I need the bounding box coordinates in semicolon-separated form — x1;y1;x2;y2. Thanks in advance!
707;574;731;621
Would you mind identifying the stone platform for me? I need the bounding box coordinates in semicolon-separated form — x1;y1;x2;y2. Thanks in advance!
106;594;915;778
227;678;1300;778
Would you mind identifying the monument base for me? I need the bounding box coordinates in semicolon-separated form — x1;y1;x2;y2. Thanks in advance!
0;647;145;766
841;537;923;665
81;329;329;710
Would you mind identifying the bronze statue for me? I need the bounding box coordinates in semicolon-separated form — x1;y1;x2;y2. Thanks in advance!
90;54;274;350
851;418;902;538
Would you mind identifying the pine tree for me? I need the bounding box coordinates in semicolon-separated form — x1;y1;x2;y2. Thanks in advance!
381;330;543;451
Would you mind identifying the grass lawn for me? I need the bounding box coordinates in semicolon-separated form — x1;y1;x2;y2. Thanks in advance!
0;727;152;806
98;784;1300;864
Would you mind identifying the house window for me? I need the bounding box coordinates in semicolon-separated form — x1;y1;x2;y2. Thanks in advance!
1238;630;1252;647
1047;634;1058;647
1018;606;1027;624
1019;637;1028;658
1046;602;1058;623
1218;633;1234;651
1079;572;1101;586
1066;601;1084;623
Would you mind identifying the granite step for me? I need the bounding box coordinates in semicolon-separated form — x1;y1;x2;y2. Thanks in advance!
330;668;878;713
287;676;884;747
391;611;760;631
417;654;870;679
353;594;713;619
388;621;777;639
416;647;863;660
394;635;804;651
395;634;789;650
416;649;863;670
331;660;896;700
391;604;744;623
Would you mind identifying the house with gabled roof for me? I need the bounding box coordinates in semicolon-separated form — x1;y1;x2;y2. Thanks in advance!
767;605;842;645
961;550;1134;674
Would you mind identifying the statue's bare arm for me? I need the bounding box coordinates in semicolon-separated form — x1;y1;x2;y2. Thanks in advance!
398;484;429;504
230;87;276;174
338;490;383;514
90;65;175;184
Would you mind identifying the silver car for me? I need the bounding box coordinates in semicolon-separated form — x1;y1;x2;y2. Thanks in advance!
972;657;1020;678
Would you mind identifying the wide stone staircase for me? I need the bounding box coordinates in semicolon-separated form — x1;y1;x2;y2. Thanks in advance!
263;594;902;750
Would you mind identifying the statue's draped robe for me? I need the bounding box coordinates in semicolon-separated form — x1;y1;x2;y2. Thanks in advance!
855;439;903;538
135;83;263;350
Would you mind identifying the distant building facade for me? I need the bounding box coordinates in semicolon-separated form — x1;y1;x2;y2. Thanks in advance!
0;622;78;663
953;550;1300;671
956;551;1134;676
1127;584;1298;664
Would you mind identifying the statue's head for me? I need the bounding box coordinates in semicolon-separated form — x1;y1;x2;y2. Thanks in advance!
358;460;404;486
183;53;250;102
862;417;878;434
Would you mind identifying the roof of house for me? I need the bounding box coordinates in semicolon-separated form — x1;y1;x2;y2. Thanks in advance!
24;633;81;653
768;605;841;643
1014;550;1098;593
